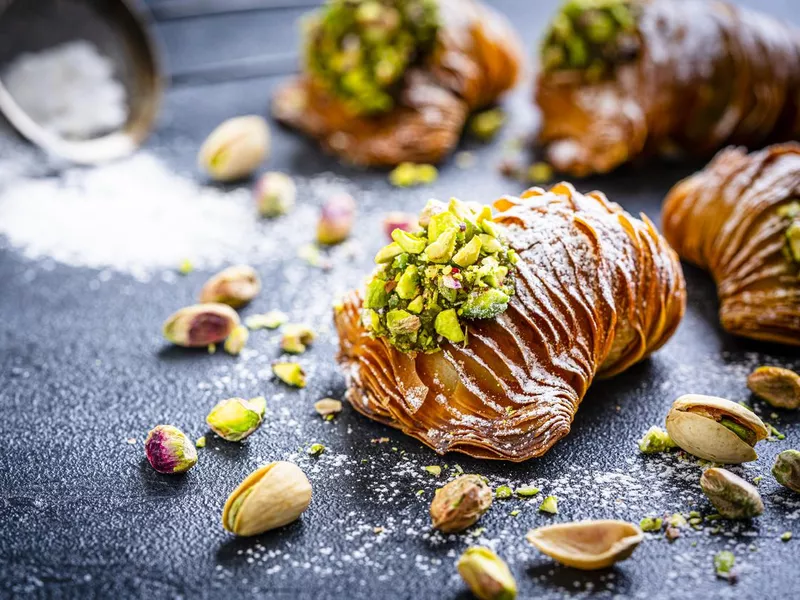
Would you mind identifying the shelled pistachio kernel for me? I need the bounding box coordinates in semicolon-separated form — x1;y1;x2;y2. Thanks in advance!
273;362;306;388
639;517;662;532
539;495;559;514
469;108;506;141
280;324;316;354
245;310;288;330
786;221;800;263
224;325;249;356
363;198;517;353
637;425;677;454
317;193;356;245
223;461;312;536
700;468;764;519
199;265;261;308
163;303;240;348
714;550;735;580
457;546;517;600
307;443;325;456
494;485;513;499
206;396;266;442
747;366;800;409
144;425;198;474
773;449;800;493
198;115;270;181
255;171;296;217
314;398;342;418
430;474;492;533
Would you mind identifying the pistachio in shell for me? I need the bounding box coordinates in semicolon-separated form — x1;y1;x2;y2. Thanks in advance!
456;546;517;600
526;520;644;571
198;115;270;182
772;449;800;493
699;468;764;519
222;461;312;536
665;394;768;463
145;425;198;474
199;265;261;308
747;366;800;409
430;474;492;533
163;303;240;348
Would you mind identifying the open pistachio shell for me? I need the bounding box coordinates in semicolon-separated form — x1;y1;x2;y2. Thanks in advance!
665;394;768;464
526;520;643;570
222;461;312;537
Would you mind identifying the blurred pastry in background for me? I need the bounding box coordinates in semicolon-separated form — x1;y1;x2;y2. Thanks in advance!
663;143;800;346
535;0;800;177
272;0;522;167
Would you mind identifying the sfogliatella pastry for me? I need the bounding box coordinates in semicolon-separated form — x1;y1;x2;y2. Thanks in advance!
273;0;522;166
334;185;686;460
662;143;800;346
536;0;800;177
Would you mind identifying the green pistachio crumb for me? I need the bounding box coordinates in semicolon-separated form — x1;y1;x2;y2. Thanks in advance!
207;343;216;354
424;465;442;476
178;259;193;275
639;517;663;532
469;108;506;141
273;362;307;388
509;510;520;517
195;436;206;448
516;485;540;497
528;162;554;183
714;551;735;579
308;443;325;456
416;489;425;496
539;495;558;514
246;310;288;330
638;426;678;454
781;531;792;542
495;485;513;499
752;476;764;485
388;163;438;187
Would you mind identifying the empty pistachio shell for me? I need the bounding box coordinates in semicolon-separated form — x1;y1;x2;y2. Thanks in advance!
430;474;492;533
456;546;517;600
163;303;240;348
198;115;270;181
206;396;266;442
199;265;261;308
222;461;312;536
772;449;800;493
700;468;764;519
747;366;800;409
526;520;643;571
145;425;198;474
665;394;768;463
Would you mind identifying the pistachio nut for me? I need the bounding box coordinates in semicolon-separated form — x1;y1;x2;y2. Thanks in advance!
456;546;517;600
206;396;266;442
163;303;240;348
526;520;644;571
637;425;677;454
317;193;356;245
273;362;306;388
198;115;270;181
280;324;316;354
222;461;312;536
665;394;768;463
747;366;800;409
145;425;198;474
772;449;800;493
255;171;296;218
382;211;419;239
245;310;288;330
224;325;249;356
699;468;764;519
199;265;261;308
430;474;492;533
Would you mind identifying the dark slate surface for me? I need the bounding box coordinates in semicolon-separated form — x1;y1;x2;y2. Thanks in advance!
1;1;800;599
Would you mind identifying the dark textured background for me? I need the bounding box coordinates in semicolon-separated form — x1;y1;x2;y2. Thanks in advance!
1;1;800;598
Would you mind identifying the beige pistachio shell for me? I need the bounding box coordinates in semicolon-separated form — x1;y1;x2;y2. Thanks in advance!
198;115;270;182
747;366;800;409
222;461;312;536
199;265;261;308
526;520;643;571
665;394;768;464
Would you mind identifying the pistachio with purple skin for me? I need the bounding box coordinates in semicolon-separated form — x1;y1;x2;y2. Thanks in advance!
255;171;296;218
382;212;419;240
163;303;240;348
317;193;356;245
145;425;198;474
199;265;261;308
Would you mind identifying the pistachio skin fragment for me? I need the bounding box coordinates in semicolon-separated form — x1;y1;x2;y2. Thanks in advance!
456;546;517;600
317;193;356;245
199;265;261;308
430;474;492;533
255;171;296;218
772;450;800;493
222;461;312;537
144;425;198;474
198;115;270;182
665;394;768;464
526;520;644;571
206;397;266;442
163;303;240;348
747;366;800;409
637;426;677;454
699;468;764;519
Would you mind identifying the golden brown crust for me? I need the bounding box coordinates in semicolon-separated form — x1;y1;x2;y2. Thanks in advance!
662;143;800;346
536;0;800;176
335;184;686;461
272;0;522;167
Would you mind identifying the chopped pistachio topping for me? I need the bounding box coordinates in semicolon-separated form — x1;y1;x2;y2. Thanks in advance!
308;442;325;456
637;425;678;454
469;108;506;141
495;485;513;499
639;517;662;532
541;0;641;79
362;199;517;353
273;362;307;388
423;465;442;476
389;162;438;187
304;0;440;115
246;310;288;330
516;485;541;497
714;550;735;579
539;495;558;514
